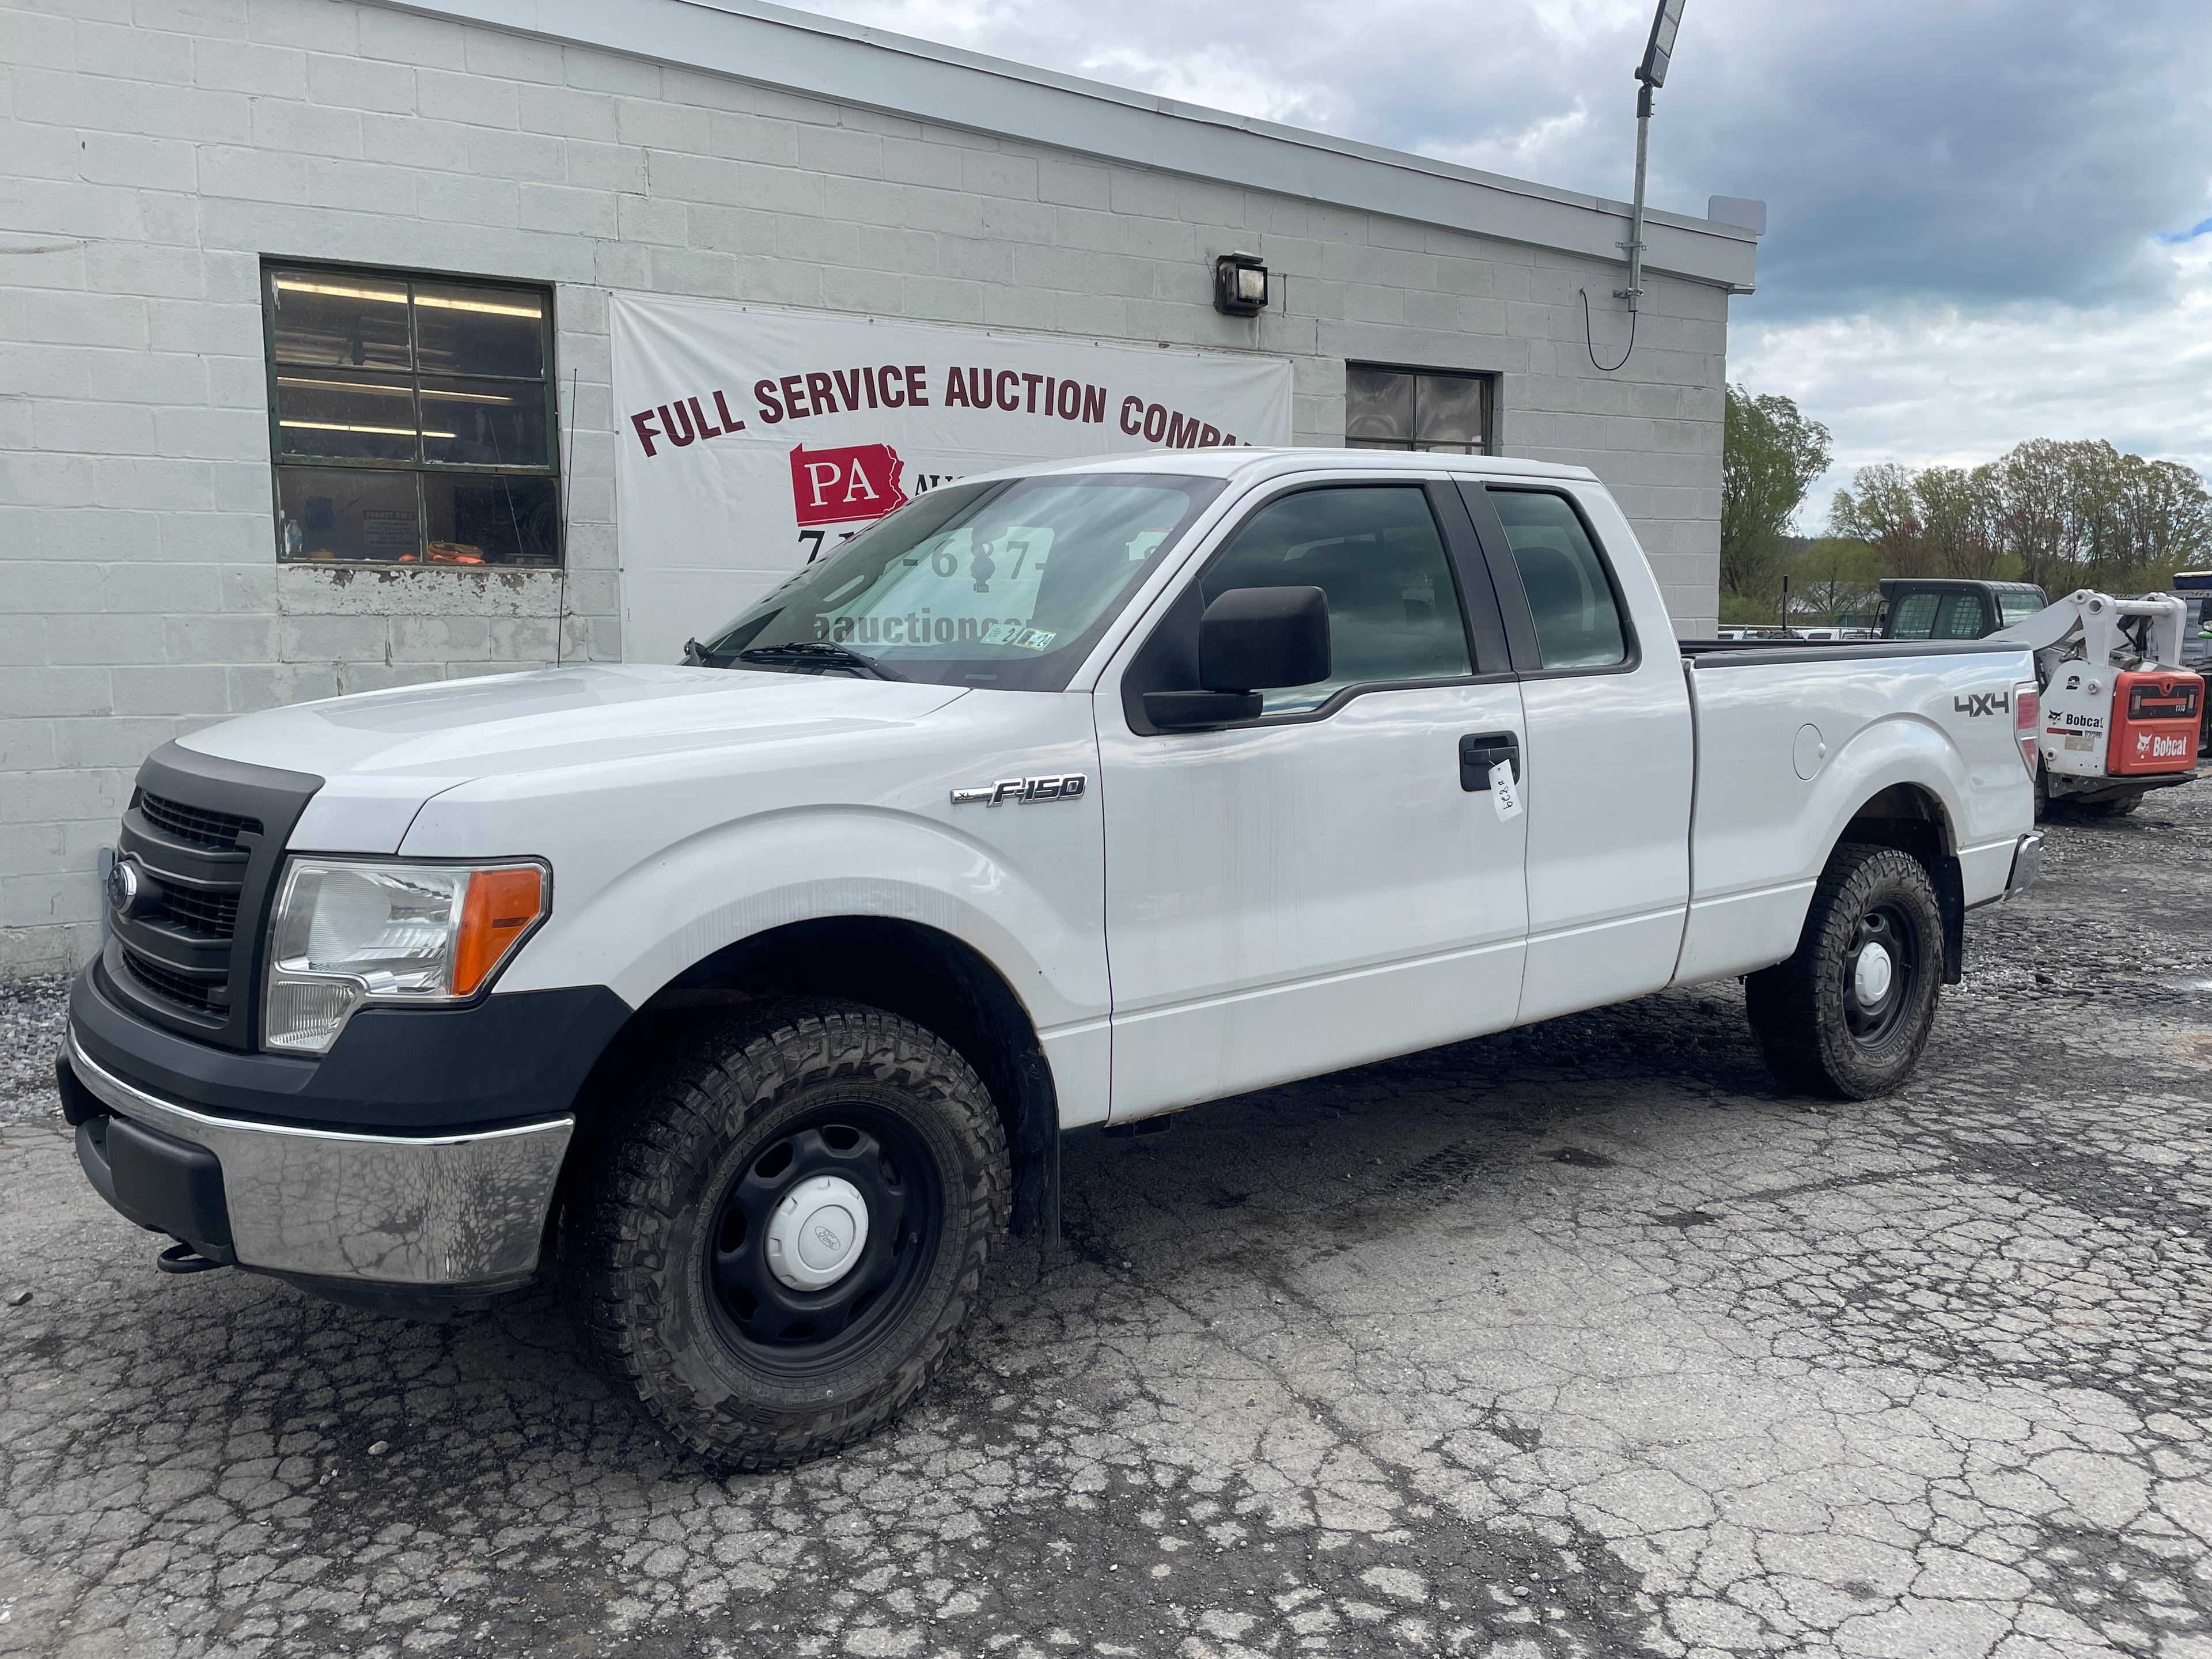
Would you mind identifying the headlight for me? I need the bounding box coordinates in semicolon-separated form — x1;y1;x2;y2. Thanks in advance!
264;859;547;1054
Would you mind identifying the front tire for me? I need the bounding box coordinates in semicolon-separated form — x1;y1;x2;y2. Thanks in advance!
1746;844;1945;1100
564;1001;1009;1471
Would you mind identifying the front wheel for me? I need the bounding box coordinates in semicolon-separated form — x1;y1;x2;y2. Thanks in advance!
563;1001;1009;1470
1745;845;1945;1100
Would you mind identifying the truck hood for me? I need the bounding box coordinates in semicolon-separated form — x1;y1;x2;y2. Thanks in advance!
178;666;969;854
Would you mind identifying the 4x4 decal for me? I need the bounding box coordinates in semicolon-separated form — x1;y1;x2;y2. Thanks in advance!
1954;690;2011;718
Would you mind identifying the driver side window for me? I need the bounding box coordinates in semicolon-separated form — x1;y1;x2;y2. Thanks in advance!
1199;486;1472;713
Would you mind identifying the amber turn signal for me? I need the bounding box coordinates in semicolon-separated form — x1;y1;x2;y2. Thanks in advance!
452;865;546;997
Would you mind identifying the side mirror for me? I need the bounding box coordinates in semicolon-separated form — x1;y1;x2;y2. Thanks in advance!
1145;586;1332;731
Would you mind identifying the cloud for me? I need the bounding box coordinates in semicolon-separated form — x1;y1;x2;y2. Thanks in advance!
798;0;2212;316
1737;238;2212;527
787;0;2212;483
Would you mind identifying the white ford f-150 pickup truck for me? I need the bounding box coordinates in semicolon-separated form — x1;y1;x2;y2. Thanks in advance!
60;449;2043;1468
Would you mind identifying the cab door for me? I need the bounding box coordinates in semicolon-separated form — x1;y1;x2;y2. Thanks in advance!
1096;477;1529;1122
1459;482;1693;1022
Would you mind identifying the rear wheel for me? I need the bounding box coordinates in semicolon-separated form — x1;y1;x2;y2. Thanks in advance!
1746;844;1945;1100
563;1001;1009;1471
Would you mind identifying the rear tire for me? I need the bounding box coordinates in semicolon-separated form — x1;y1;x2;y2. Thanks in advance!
2066;793;2141;821
1746;844;1945;1100
563;1000;1009;1471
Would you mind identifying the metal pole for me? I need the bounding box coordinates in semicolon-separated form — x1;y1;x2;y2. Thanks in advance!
1615;81;1653;310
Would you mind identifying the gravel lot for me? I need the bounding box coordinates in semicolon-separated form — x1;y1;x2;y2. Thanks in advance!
2;784;2209;1659
0;977;68;1130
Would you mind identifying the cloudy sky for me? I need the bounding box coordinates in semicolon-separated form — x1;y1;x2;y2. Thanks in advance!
789;0;2212;527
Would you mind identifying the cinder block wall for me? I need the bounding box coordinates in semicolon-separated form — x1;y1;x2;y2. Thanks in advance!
0;0;1728;976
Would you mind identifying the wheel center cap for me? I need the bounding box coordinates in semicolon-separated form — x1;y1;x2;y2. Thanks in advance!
1853;944;1895;1006
766;1174;870;1291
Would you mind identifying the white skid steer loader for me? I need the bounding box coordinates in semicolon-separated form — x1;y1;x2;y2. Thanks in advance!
1995;590;2205;820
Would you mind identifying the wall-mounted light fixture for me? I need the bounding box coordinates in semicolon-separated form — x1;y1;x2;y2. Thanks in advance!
1213;252;1268;317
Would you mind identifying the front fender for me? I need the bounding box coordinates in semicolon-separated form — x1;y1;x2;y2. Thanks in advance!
492;806;1108;1033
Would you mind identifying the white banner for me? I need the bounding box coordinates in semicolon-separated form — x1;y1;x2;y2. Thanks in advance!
610;295;1294;663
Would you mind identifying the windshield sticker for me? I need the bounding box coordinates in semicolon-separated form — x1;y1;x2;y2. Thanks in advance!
980;622;1056;651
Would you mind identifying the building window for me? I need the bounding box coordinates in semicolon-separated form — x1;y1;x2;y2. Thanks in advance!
1344;366;1492;454
262;262;560;567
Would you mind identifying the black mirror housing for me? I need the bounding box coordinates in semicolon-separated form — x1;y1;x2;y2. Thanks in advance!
1199;586;1331;692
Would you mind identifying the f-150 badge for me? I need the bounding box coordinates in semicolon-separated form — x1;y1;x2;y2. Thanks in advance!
951;775;1087;806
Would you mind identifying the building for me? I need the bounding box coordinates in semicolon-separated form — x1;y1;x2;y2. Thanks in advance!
0;0;1762;976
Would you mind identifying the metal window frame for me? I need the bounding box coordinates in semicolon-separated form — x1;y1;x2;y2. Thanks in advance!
1343;363;1497;456
259;256;562;570
1461;483;1641;680
1119;476;1516;736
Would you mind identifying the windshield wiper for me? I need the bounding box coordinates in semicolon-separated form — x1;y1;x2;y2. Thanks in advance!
730;641;909;681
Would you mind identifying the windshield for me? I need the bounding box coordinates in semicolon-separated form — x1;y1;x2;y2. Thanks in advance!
694;472;1225;690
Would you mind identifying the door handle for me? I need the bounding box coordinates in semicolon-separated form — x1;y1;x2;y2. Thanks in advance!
1459;731;1521;791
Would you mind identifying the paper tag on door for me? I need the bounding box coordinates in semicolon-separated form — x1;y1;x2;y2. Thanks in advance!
1489;761;1523;820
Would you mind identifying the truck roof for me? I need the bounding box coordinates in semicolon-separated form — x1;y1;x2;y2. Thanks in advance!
956;448;1603;487
1878;577;2047;596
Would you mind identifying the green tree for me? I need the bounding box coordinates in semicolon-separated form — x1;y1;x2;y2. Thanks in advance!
1914;463;2005;579
1997;438;2082;592
1789;535;1886;622
1722;385;1832;608
1830;463;1928;577
1836;440;2211;597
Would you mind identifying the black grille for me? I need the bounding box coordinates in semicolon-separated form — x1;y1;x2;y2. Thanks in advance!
138;791;263;851
150;885;241;940
121;948;223;1014
107;744;320;1051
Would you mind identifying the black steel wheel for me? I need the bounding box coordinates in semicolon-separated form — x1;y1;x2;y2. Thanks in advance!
564;1001;1009;1471
1840;900;1920;1052
701;1104;945;1377
1746;844;1945;1100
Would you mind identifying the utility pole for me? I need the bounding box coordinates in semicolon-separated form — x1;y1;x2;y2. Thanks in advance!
1615;79;1654;312
1616;1;1687;316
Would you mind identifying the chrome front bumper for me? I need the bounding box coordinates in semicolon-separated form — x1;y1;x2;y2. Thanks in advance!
65;1029;572;1289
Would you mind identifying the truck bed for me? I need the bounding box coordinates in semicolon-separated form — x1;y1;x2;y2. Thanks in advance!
1671;635;2039;986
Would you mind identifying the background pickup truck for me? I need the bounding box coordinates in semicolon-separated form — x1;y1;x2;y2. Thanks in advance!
59;449;2042;1469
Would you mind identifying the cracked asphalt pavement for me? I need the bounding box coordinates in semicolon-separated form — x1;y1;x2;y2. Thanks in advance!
4;782;2211;1658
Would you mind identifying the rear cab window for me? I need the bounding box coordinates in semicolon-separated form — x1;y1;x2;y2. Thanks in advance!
1888;593;1939;639
1934;593;1990;638
1485;489;1630;671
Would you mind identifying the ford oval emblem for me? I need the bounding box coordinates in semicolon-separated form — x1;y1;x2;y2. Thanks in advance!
105;857;143;917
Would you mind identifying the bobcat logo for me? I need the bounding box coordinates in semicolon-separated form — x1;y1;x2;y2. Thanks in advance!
1953;690;2010;718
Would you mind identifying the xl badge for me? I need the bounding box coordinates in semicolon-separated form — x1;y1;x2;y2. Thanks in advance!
951;774;1088;807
